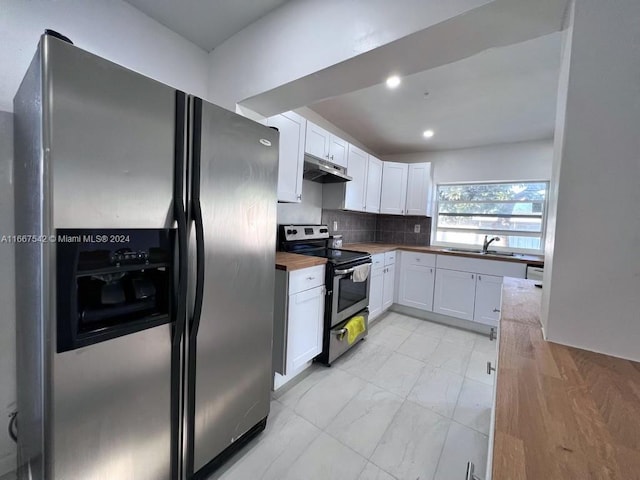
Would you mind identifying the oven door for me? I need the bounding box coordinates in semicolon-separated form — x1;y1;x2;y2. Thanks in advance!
331;260;371;326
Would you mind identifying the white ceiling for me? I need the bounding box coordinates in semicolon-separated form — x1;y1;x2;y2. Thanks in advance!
310;32;563;154
125;0;289;51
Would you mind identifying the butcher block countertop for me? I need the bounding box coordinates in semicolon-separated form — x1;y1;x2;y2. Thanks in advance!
342;242;544;266
493;278;640;479
275;252;327;271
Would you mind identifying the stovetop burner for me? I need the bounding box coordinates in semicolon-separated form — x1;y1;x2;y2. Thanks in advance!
296;248;370;265
278;224;370;266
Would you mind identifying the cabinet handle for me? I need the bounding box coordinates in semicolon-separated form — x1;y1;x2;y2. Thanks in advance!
307;276;315;280
325;154;330;159
478;275;482;280
330;154;334;160
493;308;500;313
471;274;474;279
430;268;433;273
487;361;496;375
297;194;302;200
489;327;496;341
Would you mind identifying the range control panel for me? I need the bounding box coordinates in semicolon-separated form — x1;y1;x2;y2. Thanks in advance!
280;224;330;242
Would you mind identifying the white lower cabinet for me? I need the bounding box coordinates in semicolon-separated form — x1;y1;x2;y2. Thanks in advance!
433;269;476;321
397;252;437;311
369;252;396;320
473;274;503;326
287;285;324;371
382;263;395;311
273;265;325;389
368;266;384;319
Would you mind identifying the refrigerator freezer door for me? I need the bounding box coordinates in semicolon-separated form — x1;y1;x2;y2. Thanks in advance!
188;101;278;476
37;36;178;480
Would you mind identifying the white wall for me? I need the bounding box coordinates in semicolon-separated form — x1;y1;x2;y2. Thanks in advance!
0;112;16;476
207;0;490;111
0;2;210;475
384;139;553;184
277;180;323;225
0;0;210;112
541;0;640;361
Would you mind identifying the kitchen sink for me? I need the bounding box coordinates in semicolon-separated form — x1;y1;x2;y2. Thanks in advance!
442;248;516;257
442;248;484;254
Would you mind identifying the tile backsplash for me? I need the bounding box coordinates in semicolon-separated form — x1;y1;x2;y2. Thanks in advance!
321;210;432;246
376;215;431;245
321;210;377;244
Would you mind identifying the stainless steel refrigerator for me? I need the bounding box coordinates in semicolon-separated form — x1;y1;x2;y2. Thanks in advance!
13;32;278;480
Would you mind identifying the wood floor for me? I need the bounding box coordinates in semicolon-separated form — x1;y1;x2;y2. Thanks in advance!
493;278;640;480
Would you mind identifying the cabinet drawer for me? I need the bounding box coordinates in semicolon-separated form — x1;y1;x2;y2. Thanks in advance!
371;253;385;271
384;251;396;266
289;265;325;294
400;251;436;267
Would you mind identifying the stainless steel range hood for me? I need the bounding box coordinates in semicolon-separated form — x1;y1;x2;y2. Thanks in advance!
303;155;352;183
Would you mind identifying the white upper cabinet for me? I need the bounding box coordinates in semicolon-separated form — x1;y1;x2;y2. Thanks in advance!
365;155;383;213
267;111;306;203
406;162;432;216
328;135;348;168
380;161;409;215
344;144;368;211
304;121;331;161
304;120;348;168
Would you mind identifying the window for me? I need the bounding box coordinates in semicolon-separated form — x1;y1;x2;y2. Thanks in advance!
434;181;549;252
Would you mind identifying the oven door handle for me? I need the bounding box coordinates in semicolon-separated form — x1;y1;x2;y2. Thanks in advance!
335;267;356;275
334;262;372;276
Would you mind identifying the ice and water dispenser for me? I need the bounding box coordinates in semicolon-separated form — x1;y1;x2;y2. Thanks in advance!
56;229;175;352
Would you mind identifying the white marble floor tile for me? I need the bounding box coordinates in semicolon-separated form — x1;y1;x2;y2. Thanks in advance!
383;313;423;332
433;422;488;480
367;324;412;351
357;462;396;480
465;349;497;386
214;402;321;480
413;320;449;340
284;432;368;480
441;328;481;348
326;383;403;458
453;378;493;435
396;332;440;362
369;352;425;398
335;339;394;382
408;366;464;418
279;368;367;429
473;333;498;354
428;341;472;376
371;401;450;480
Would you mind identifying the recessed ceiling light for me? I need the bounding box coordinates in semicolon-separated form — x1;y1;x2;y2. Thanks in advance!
423;129;435;138
386;75;401;89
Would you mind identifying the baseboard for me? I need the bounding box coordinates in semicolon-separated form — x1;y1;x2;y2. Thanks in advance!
390;304;493;335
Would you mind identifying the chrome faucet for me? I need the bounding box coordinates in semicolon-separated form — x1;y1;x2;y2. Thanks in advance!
482;235;500;253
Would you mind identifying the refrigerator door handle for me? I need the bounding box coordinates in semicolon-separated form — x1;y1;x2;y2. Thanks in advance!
171;90;188;480
190;97;205;336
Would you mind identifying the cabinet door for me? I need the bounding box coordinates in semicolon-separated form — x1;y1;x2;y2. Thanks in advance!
287;285;324;371
305;121;330;160
267;112;305;203
382;264;396;311
398;263;435;311
380;162;408;215
433;269;476;321
365;156;383;213
344;144;368;211
328;135;348;167
406;162;431;216
368;267;384;320
473;274;503;326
